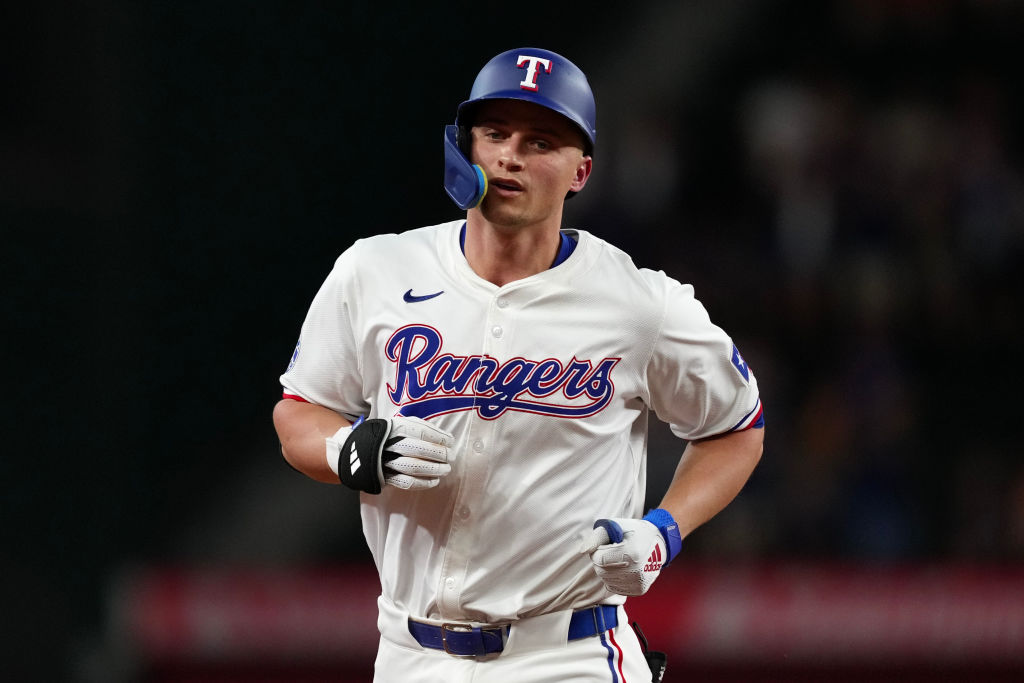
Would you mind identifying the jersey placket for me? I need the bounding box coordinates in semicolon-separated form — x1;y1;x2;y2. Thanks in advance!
436;289;516;618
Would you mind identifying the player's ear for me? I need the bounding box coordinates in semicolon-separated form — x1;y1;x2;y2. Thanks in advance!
569;156;593;194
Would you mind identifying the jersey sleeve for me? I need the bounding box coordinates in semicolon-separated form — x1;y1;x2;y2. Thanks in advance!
278;245;370;419
645;275;763;441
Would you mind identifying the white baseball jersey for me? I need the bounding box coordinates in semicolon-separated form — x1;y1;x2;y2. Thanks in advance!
280;219;762;625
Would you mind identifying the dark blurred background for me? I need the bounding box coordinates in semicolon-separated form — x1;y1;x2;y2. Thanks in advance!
4;1;1023;681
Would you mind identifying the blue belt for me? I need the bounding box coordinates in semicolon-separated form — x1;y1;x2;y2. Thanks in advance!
407;604;619;657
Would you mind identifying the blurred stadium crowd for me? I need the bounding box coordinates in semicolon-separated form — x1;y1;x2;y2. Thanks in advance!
576;0;1023;562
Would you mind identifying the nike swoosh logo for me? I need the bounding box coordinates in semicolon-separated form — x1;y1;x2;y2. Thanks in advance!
403;289;444;303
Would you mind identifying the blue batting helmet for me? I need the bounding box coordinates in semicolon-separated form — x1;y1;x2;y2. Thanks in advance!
443;48;597;210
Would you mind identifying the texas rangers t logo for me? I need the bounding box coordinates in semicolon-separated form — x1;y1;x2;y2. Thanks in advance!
386;324;618;420
517;55;552;91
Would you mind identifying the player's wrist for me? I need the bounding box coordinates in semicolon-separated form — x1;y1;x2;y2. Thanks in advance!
325;416;365;476
642;508;682;565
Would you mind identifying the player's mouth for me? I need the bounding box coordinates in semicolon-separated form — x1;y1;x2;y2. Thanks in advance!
491;178;524;195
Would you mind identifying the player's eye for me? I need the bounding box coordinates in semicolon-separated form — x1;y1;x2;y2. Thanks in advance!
526;136;557;153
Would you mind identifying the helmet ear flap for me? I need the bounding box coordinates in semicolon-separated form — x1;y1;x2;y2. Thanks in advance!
443;125;487;210
456;125;472;157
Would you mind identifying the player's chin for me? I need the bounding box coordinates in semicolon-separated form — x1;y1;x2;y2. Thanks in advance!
479;202;530;228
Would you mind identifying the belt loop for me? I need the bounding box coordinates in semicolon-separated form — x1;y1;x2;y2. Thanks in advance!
591;605;606;634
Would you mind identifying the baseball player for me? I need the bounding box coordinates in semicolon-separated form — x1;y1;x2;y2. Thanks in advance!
273;47;764;682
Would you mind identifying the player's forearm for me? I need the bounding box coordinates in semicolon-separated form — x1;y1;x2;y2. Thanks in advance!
272;398;351;484
657;427;764;540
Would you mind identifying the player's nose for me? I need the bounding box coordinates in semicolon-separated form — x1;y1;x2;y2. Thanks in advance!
497;156;523;172
495;133;526;171
497;148;524;171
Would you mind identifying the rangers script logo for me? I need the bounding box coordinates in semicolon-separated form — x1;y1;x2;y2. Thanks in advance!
386;325;618;420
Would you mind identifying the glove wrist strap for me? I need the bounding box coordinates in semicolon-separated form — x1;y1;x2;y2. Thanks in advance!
325;416;365;477
643;508;682;565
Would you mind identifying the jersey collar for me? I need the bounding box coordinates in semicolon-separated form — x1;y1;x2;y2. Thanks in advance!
459;222;578;269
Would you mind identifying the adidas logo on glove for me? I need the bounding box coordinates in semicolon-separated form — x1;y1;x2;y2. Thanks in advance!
643;546;663;573
586;510;682;596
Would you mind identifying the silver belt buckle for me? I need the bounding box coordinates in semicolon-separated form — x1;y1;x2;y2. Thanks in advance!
440;622;476;658
440;621;509;658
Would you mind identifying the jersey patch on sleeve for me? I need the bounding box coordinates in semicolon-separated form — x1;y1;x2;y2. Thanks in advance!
731;344;750;382
287;339;301;371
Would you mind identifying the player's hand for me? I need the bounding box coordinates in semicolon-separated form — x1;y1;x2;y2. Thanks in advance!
581;510;682;597
327;416;455;494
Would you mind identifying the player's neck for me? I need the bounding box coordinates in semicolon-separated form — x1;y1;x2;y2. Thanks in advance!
463;214;563;287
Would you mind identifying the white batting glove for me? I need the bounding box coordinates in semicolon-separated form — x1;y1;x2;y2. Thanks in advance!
327;416;455;493
582;510;682;597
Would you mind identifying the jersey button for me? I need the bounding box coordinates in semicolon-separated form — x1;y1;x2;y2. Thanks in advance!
458;506;471;520
472;440;484;453
445;577;456;589
496;297;509;309
491;325;503;338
